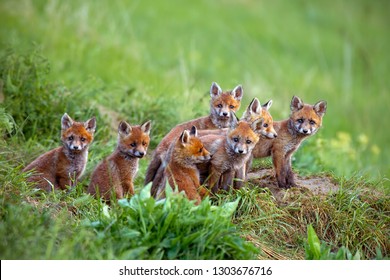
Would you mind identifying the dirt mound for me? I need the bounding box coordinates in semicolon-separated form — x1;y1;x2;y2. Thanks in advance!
247;169;339;206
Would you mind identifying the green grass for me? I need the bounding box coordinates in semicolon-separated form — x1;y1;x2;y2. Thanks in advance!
0;0;389;260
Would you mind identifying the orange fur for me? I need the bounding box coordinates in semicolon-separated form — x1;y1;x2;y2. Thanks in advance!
23;113;96;191
88;120;151;202
155;126;211;204
251;96;327;188
200;120;261;192
146;82;243;194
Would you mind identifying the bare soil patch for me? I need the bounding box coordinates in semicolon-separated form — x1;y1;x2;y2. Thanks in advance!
247;168;339;206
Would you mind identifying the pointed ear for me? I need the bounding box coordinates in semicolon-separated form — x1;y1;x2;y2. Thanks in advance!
230;112;240;129
141;120;152;135
61;113;74;130
241;98;262;121
231;84;243;101
118;121;132;136
262;100;273;111
313;100;327;117
189;125;198;137
249;98;262;114
290;96;304;112
85;117;96;133
180;130;191;144
210;82;222;98
251;117;264;134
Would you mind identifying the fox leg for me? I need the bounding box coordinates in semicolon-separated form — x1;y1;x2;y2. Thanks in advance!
122;180;135;196
272;151;290;189
284;156;297;188
208;167;222;193
220;170;235;191
233;162;248;189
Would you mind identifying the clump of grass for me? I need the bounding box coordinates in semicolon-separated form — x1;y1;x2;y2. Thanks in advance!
0;47;109;143
215;177;389;260
305;224;361;260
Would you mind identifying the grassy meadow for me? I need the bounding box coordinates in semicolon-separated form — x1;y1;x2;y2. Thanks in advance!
0;0;389;260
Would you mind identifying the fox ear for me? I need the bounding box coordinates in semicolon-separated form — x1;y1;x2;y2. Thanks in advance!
313;100;327;117
251;117;264;134
180;130;191;144
290;96;304;112
118;121;132;136
141;120;152;135
231;84;243;101
61;113;74;130
189;126;198;137
210;82;222;98
230;112;240;129
241;98;262;122
85;117;96;133
263;100;273;111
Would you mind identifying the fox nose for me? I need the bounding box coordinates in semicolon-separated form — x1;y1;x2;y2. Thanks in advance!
73;146;79;150
138;152;145;157
238;149;244;154
303;129;308;134
223;112;228;116
274;133;278;138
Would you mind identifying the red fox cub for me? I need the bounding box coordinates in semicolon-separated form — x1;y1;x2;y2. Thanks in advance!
145;81;243;187
23;113;96;191
241;98;277;139
197;97;277;139
252;96;327;189
155;126;211;205
200;119;262;193
88;120;151;202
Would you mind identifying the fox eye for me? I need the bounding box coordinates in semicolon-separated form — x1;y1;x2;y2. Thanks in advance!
80;137;86;142
229;105;235;109
217;104;223;108
199;147;203;153
233;137;239;142
310;120;316;125
130;143;136;147
68;136;74;141
246;140;252;144
263;123;268;128
297;119;304;124
142;141;147;146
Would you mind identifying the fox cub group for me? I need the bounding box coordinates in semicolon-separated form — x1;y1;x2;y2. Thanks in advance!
24;82;326;203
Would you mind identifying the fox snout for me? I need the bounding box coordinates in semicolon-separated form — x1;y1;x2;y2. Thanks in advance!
262;130;278;139
70;144;83;151
134;150;146;158
234;145;247;154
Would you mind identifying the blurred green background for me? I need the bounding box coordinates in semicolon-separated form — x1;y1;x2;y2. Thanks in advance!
1;0;389;181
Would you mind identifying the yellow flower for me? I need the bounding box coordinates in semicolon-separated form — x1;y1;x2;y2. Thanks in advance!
357;134;369;146
371;145;380;156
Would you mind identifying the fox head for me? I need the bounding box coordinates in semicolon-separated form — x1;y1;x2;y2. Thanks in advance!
289;96;327;136
176;126;211;164
241;98;277;139
227;121;260;155
117;120;151;158
209;82;243;128
61;113;96;152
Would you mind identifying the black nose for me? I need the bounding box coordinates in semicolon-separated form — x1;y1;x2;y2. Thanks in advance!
223;112;228;116
274;134;278;138
73;146;79;150
139;152;145;157
238;150;244;154
303;129;308;134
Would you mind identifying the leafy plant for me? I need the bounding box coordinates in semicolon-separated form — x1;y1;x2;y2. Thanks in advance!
86;184;258;259
305;224;360;260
